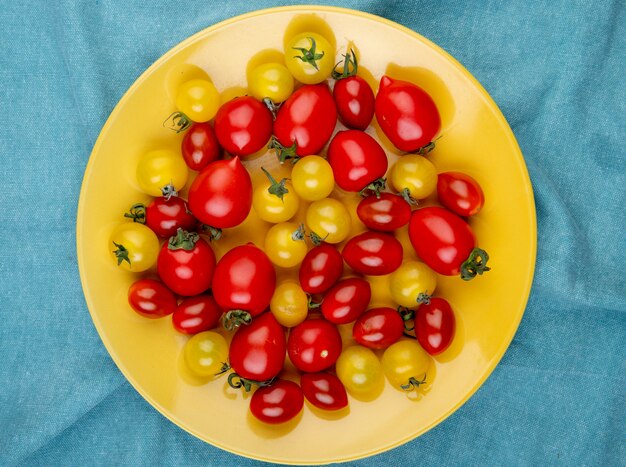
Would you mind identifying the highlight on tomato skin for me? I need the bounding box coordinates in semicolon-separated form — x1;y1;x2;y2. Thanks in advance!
249;379;304;424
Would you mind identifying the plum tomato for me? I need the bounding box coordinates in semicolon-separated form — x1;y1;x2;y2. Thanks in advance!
128;279;177;319
321;278;371;324
352;307;404;350
342;231;403;276
172;295;223;334
331;49;375;130
356;192;411;232
181;122;221;171
437;172;485;217
214;96;273;157
415;297;456;355
300;372;348;411
250;379;304;424
299;243;343;294
287;319;342;373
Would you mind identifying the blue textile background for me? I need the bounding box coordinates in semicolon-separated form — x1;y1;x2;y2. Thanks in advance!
0;1;624;465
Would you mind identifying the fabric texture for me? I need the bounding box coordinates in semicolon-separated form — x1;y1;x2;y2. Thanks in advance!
0;0;624;465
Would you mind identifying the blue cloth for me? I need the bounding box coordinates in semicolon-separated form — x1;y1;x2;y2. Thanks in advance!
1;0;624;465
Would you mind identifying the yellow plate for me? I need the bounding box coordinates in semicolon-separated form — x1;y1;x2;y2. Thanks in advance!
77;6;536;464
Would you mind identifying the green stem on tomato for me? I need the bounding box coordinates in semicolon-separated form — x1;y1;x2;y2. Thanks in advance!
400;374;427;391
261;166;290;201
268;136;299;164
331;48;358;80
124;203;146;224
359;177;386;198
168;228;199;251
112;241;131;266
163;111;192;133
222;310;253;331
460;247;491;281
292;36;324;70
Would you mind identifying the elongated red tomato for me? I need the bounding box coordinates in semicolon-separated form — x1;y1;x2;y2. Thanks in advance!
408;207;490;280
214;96;273;157
327;130;388;192
321;278;371;324
334;77;374;130
181;122;221;171
375;75;441;152
298;244;343;294
250;379;304;424
128;279;177;319
415;297;456;355
356;193;411;231
172;295;222;334
188;157;252;228
437;172;485;217
126;196;196;238
342;231;403;276
287;319;342;373
300;373;348;410
229;312;286;381
352;307;404;349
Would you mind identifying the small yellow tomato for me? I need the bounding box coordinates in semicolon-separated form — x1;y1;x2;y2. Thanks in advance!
336;346;384;397
264;222;308;268
183;331;229;377
109;223;159;272
252;168;300;223
285;33;334;84
389;261;437;307
305;198;350;244
136;149;188;197
270;282;309;327
381;340;431;390
291;155;334;201
390;154;437;200
175;79;220;122
248;62;294;103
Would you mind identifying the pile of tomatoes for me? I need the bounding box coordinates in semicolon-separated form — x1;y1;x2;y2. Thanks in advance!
109;30;490;424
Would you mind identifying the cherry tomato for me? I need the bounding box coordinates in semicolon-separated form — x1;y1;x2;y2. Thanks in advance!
264;222;308;268
291;155;334;201
305;198;351;244
136;149;188;197
272;84;337;161
409;207;490;279
375;75;441;152
342;231;403;276
437;172;485;217
389;261;437;308
214;96;273;157
125;196;196;238
300;372;348;411
356;193;411;232
181;122;221;171
352;307;404;349
248;62;294;103
299;243;343;294
172;295;222;334
381;340;431;390
415;297;456;355
332;50;375;130
229;312;286;381
252;168;300;223
336;345;384;397
175;79;220;123
250;379;304;424
327;130;388;193
110;223;159;272
157;229;216;297
270;282;308;327
212;244;276;318
127;279;177;319
184;331;228;377
321;278;371;324
390;154;437;200
287;319;342;372
188;157;252;229
285;33;334;84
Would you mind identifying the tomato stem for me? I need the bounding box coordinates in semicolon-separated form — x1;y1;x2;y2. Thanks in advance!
163;111;192;133
292;36;325;70
161;183;178;200
400;374;427;391
227;372;277;392
397;306;415;331
308;230;328;246
168;228;199;251
124;203;146;224
291;223;306;241
460;247;491;281
263;97;280;120
214;362;231;376
331;48;358;80
112;241;131;266
261;166;289;201
222;310;253;331
268;136;299;164
307;293;323;309
199;224;222;241
400;188;418;206
417;293;431;305
359;177;386;198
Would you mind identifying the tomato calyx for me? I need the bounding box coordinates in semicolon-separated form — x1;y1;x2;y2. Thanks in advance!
307;293;323;309
163;111;192;133
460;247;491;281
124;203;146;224
291;223;307;242
358;177;387;198
222;309;253;331
400;374;427;392
161;183;178;200
112;241;131;266
199;224;223;241
263;97;281;120
397;306;415;331
261;166;289;201
331;48;358;80
227;372;277;393
417;293;432;305
292;36;325;71
268;136;299;164
168;228;199;251
400;188;419;206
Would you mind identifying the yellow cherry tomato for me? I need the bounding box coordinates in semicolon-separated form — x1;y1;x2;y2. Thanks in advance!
285;33;334;84
109;223;159;272
381;340;432;390
390;154;437;200
184;331;229;377
336;346;384;397
305;198;350;244
270;282;309;327
389;261;437;307
136;149;188;197
248;62;294;103
291;155;334;201
252;168;300;223
175;79;220;122
264;222;308;268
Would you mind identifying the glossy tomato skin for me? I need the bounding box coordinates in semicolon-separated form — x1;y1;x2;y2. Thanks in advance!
333;76;375;130
327;130;388;192
212;244;276;317
356;193;411;231
128;279;177;318
321;278;371;324
181;122;221;171
142;197;197;238
172;295;222;334
273;84;337;157
342;231;403;276
299;244;343;294
352;307;404;349
437;172;485;217
250;380;304;424
188;157;252;228
229;312;286;381
408;207;476;276
214;96;273;157
300;372;348;410
375;75;441;152
415;297;456;355
287;319;342;372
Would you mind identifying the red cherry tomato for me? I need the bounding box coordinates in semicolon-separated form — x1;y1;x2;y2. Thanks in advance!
250;379;304;424
408;207;490;280
272;84;337;160
229;312;286;381
181;122;221;171
188;157;252;228
128;279;177;318
352;307;404;349
299;244;343;294
214;96;273;157
300;372;348;410
172;295;222;334
356;193;411;232
287;319;342;373
415;297;456;355
332;50;374;130
375;75;441;152
342;231;403;276
157;229;216;296
212;244;276;318
437;172;485;217
321;278;371;324
327;130;388;192
126;196;197;238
